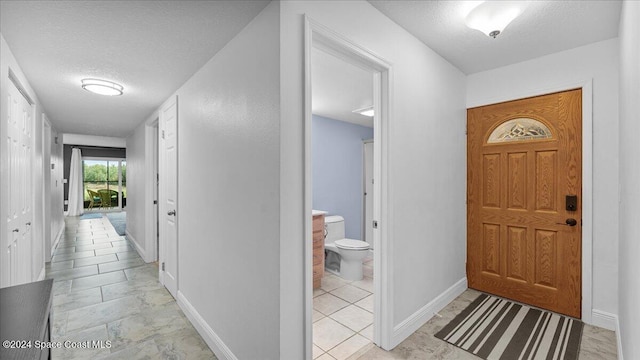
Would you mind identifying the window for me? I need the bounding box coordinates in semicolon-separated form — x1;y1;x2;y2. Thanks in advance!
487;118;552;143
83;159;126;210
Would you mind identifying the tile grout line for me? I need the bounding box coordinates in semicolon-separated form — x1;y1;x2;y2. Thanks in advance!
50;215;219;359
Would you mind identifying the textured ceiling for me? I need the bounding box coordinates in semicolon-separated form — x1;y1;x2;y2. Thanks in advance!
312;48;373;127
0;1;624;138
0;0;270;138
368;0;622;74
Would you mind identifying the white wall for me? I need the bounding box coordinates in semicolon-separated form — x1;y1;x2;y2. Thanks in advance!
0;34;53;285
161;3;281;359
618;1;640;359
43;117;52;261
467;39;620;320
280;1;467;356
125;117;150;261
125;112;158;263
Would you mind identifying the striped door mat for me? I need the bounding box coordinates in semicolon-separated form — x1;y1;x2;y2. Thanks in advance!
435;293;583;360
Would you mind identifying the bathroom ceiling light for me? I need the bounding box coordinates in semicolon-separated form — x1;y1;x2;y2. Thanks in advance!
465;1;528;38
81;78;124;96
352;106;374;117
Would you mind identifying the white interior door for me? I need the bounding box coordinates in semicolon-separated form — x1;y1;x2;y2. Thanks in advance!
6;81;33;286
159;96;178;298
364;141;374;248
153;124;159;261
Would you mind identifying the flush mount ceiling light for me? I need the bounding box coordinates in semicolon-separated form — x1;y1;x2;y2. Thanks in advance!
465;1;528;38
81;78;123;96
352;106;374;117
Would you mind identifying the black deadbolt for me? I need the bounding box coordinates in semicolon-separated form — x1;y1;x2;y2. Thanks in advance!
566;195;578;211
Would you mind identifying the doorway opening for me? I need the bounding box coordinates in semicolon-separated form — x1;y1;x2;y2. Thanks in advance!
310;49;375;358
304;17;394;359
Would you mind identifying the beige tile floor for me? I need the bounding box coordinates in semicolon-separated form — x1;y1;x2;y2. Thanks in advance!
356;289;618;360
46;214;216;360
47;216;618;360
313;257;375;360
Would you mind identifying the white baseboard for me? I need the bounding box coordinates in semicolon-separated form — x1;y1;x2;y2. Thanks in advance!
124;230;150;263
51;225;64;256
51;226;65;256
591;309;623;359
391;277;467;348
177;291;238;360
591;309;617;331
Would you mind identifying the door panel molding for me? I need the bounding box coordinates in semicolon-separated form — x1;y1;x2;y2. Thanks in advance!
159;95;178;298
5;79;34;286
468;80;593;324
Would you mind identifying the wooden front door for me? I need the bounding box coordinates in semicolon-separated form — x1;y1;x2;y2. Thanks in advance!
467;89;582;318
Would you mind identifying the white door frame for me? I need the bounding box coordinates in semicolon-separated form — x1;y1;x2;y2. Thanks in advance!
362;139;374;248
144;119;159;262
42;114;52;262
139;116;160;264
467;80;594;325
304;16;395;356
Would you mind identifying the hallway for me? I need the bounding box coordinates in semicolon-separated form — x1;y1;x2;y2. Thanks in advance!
43;216;619;359
46;215;215;359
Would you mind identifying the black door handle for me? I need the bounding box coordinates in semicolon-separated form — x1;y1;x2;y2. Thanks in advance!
556;218;577;226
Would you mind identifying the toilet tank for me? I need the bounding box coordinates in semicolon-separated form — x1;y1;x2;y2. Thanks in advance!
324;215;345;243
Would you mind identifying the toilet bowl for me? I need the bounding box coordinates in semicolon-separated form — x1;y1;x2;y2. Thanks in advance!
324;216;370;281
335;239;370;280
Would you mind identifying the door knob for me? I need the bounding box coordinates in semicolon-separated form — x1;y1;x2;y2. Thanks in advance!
167;210;176;216
12;229;19;233
556;218;577;226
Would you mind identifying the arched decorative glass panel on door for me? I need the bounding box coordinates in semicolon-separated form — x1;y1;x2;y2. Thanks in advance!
487;118;553;143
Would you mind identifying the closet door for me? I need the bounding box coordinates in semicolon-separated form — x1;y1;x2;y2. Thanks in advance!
6;80;33;286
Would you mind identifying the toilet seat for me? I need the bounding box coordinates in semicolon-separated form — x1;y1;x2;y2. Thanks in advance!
335;238;369;250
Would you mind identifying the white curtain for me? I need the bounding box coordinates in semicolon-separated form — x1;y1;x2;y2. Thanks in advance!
67;148;84;216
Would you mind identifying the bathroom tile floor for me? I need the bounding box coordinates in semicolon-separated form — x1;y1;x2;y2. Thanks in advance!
313;256;375;360
46;214;216;360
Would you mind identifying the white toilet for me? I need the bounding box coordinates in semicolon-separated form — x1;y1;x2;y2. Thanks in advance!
324;215;370;281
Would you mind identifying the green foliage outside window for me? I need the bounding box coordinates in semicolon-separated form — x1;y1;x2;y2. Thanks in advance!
83;161;127;202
